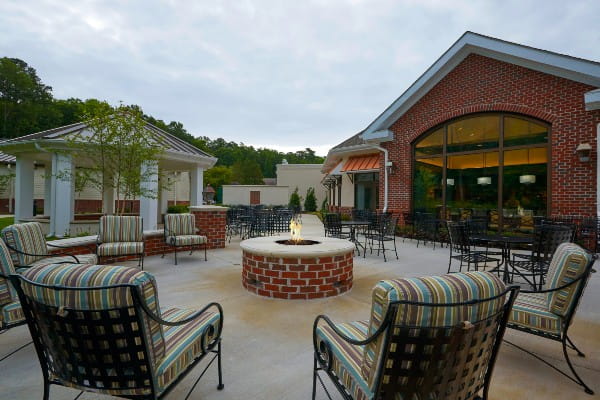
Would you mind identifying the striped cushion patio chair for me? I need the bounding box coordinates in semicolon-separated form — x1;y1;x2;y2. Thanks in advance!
1;222;97;268
0;238;31;363
97;215;145;269
506;242;596;395
10;263;224;399
313;271;518;400
163;213;207;265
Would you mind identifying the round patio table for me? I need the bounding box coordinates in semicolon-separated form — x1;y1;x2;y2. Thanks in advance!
341;220;370;255
469;234;534;283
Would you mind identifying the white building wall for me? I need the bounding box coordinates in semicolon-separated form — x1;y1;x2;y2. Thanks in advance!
223;185;289;206
276;163;326;208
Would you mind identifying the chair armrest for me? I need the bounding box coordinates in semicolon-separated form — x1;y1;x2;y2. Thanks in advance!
519;271;591;294
313;314;389;347
3;241;80;263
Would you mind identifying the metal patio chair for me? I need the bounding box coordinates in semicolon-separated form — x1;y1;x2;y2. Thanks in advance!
10;263;224;400
447;221;501;274
97;215;145;269
163;213;207;265
313;271;518;400
506;242;596;395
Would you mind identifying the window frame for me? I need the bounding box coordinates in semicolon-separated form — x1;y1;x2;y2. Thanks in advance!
411;112;551;226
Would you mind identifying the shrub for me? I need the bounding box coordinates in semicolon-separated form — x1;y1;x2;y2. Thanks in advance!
304;187;317;212
167;204;189;213
289;187;302;213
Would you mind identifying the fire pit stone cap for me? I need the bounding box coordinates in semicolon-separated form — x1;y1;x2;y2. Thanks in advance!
240;236;355;258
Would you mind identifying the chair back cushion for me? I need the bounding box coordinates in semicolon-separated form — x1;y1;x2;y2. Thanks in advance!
544;242;593;318
19;263;165;367
99;216;143;243
0;239;18;306
362;271;506;390
1;222;47;266
164;214;196;236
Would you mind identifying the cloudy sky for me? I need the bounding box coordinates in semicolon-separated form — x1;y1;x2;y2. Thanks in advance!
1;1;599;155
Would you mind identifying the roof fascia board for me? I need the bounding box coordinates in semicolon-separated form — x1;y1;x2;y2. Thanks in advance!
362;32;600;140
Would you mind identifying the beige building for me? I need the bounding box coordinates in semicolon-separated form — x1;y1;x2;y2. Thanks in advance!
222;163;326;208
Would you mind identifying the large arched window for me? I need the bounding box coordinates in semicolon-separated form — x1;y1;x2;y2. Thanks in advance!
413;113;549;227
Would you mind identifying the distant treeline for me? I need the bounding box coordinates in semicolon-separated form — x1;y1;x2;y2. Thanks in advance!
0;57;324;185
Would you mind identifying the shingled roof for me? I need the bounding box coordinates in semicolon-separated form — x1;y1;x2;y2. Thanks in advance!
0;120;214;160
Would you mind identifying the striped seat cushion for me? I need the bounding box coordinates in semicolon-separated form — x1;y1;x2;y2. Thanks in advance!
29;253;99;267
1;222;48;266
544;243;592;317
99;216;143;243
0;238;25;328
156;308;221;394
164;214;196;236
19;264;165;368
509;292;560;335
1;301;24;327
97;242;144;257
167;235;207;246
362;271;506;390
316;321;372;400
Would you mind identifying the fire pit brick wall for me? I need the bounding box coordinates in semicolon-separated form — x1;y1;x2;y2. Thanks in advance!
242;250;353;299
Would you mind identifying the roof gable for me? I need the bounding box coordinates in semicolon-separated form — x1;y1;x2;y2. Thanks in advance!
361;31;600;140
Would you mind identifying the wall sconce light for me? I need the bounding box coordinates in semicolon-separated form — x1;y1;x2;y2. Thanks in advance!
576;143;592;162
446;178;455;186
519;174;536;184
386;161;394;175
477;177;491;185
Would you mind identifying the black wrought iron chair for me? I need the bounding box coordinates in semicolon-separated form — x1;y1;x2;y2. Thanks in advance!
509;224;573;290
162;213;207;265
506;242;596;395
10;263;224;400
414;212;439;249
0;238;29;363
447;221;501;274
313;271;518;400
323;213;351;239
364;215;398;262
1;222;97;268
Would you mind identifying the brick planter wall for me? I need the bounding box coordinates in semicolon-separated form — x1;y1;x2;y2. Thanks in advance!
377;53;600;220
190;206;227;249
242;250;353;299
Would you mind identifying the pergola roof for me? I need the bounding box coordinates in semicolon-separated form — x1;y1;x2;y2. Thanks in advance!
0;120;217;169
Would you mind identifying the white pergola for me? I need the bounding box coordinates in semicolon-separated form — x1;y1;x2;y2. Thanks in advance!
0;122;217;237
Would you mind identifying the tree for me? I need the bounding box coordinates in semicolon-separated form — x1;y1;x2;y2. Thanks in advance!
0;57;60;138
304;187;317;212
65;102;166;214
204;165;233;189
231;159;263;184
289;187;302;212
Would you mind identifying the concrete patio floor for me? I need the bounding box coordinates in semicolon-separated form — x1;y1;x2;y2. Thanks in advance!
1;214;599;399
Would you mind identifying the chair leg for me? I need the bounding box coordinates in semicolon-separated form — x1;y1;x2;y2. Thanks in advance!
204;243;207;261
175;247;178;266
562;338;594;395
43;379;50;400
566;336;586;357
312;356;318;400
140;254;144;270
217;340;224;390
393;237;398;260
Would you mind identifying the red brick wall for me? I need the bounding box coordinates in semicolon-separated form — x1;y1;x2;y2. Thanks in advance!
380;54;600;219
191;209;227;249
242;251;353;299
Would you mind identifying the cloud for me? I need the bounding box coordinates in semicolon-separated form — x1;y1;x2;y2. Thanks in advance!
1;0;598;151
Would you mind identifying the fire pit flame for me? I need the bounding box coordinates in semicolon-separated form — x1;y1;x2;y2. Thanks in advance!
289;217;302;243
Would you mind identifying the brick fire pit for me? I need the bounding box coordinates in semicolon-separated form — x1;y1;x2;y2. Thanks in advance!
241;236;355;299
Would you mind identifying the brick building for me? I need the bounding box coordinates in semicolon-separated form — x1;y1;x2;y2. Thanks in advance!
322;32;600;227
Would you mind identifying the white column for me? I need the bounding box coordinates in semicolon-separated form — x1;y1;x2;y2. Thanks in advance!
44;168;52;216
189;165;204;206
159;180;169;218
50;153;73;237
597;123;600;217
140;161;159;230
102;174;115;215
14;156;35;222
